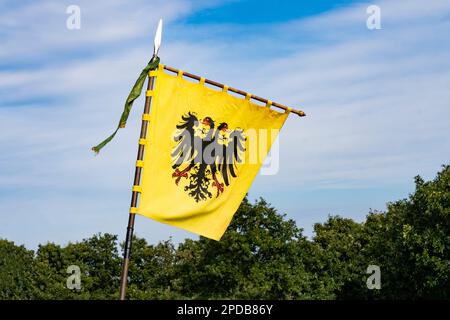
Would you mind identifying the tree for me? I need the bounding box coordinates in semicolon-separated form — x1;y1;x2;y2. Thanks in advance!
312;216;369;299
62;233;121;299
173;197;335;299
126;237;180;299
0;239;36;299
34;242;72;299
364;166;450;299
34;233;121;299
1;165;449;300
313;165;450;299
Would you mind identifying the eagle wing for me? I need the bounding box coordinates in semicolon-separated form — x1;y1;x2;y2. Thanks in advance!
217;129;246;186
171;112;199;168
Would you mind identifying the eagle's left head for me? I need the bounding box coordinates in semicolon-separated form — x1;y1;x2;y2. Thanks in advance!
201;117;215;129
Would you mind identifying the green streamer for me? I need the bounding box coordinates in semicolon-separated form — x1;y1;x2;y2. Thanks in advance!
92;56;160;153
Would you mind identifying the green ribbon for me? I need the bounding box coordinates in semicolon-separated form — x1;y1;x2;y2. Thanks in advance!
92;56;160;153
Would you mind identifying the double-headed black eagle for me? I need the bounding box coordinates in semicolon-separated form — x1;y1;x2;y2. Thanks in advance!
171;112;246;202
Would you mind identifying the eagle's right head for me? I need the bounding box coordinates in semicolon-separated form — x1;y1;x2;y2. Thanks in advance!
217;122;229;131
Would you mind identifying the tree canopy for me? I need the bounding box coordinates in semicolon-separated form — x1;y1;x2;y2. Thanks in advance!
1;165;449;299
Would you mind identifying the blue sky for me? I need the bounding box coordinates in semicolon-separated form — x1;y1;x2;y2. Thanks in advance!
184;0;363;24
1;0;450;250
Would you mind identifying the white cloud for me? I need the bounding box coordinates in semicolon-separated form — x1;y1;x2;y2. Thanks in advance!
1;0;450;248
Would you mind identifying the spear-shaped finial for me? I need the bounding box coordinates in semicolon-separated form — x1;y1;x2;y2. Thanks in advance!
153;18;163;58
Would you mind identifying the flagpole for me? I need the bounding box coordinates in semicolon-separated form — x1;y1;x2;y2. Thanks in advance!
118;19;163;300
118;73;156;300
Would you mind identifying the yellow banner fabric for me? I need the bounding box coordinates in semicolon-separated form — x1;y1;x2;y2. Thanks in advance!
134;65;289;240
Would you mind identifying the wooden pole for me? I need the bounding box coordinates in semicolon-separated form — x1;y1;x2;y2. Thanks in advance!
118;73;156;300
163;65;306;117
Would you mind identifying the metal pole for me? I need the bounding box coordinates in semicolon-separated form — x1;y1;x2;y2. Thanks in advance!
119;73;156;300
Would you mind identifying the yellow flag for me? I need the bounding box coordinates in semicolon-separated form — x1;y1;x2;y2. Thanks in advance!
133;64;289;240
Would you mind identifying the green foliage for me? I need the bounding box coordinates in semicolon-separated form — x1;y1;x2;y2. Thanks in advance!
0;240;36;299
364;167;450;299
173;198;334;299
312;165;450;299
313;216;368;299
126;238;179;299
1;165;449;300
62;233;121;299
